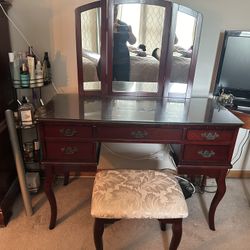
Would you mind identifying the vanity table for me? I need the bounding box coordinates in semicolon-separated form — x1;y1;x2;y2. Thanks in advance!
37;95;243;230
37;0;243;230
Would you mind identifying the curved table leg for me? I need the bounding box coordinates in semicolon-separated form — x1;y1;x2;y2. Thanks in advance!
208;169;227;231
63;171;70;186
44;166;57;230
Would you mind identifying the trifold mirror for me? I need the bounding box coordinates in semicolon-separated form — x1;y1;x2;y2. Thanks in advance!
75;0;202;98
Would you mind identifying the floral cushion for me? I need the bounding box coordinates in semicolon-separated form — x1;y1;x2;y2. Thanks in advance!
91;169;188;219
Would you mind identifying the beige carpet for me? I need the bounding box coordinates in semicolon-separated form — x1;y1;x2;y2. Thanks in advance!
0;177;250;250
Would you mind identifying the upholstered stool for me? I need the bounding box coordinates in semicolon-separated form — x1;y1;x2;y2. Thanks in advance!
91;169;188;250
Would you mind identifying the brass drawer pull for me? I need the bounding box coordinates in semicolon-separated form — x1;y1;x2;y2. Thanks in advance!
131;130;148;139
61;146;78;155
201;132;219;140
198;150;215;158
59;128;78;137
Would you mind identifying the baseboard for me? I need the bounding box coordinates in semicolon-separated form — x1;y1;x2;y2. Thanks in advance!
55;171;250;178
227;170;250;178
78;171;250;178
63;172;96;178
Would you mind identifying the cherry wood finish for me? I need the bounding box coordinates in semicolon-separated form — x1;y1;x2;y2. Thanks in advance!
231;110;250;129
0;1;18;227
37;94;243;230
186;129;235;142
75;1;107;97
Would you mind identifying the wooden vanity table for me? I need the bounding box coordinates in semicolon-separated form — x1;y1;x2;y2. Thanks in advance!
37;0;243;230
37;95;243;230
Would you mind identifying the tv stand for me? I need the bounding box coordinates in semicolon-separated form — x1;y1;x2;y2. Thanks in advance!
230;109;250;129
234;106;250;115
232;98;250;111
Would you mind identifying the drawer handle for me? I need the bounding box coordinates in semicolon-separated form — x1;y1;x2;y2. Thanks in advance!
59;128;78;137
61;146;78;155
201;132;219;141
131;130;148;139
198;150;215;158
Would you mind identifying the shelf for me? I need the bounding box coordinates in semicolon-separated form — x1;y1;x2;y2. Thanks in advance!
25;162;40;172
13;80;44;176
14;86;44;89
13;80;51;89
16;123;37;130
24;161;39;164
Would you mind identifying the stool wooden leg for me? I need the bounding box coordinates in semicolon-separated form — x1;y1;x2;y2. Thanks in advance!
169;219;183;250
94;218;104;250
158;220;166;231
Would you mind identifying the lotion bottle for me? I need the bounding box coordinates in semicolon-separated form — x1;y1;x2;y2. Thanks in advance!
20;63;30;88
27;56;35;87
9;52;21;88
35;61;44;87
27;46;37;65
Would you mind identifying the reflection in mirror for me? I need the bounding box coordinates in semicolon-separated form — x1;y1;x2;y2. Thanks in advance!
76;1;202;97
175;11;196;50
111;99;157;121
81;8;101;90
112;3;165;93
83;99;102;120
112;82;157;93
163;99;187;121
110;98;188;123
168;10;197;97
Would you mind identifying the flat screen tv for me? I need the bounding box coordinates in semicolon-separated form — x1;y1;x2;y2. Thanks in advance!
214;30;250;109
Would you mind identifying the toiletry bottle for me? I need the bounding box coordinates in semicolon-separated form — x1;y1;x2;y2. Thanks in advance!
20;63;30;88
8;52;21;88
35;61;44;87
27;46;37;64
18;96;34;127
16;99;23;126
33;139;40;162
13;52;21;88
23;142;34;162
35;98;47;118
27;47;37;87
42;52;51;85
8;53;14;77
19;52;27;66
27;56;36;87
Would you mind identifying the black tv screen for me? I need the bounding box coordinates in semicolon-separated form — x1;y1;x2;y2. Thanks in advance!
214;30;250;107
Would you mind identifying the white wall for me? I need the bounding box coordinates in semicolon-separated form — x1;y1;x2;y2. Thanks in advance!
232;128;250;170
174;0;250;97
6;0;250;171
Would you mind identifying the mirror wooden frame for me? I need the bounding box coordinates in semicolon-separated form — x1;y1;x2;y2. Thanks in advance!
75;0;202;98
75;0;106;96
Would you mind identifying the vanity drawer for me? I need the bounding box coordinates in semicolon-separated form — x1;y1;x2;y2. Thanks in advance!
183;145;230;163
44;142;96;162
96;126;182;141
44;124;92;138
186;129;234;142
